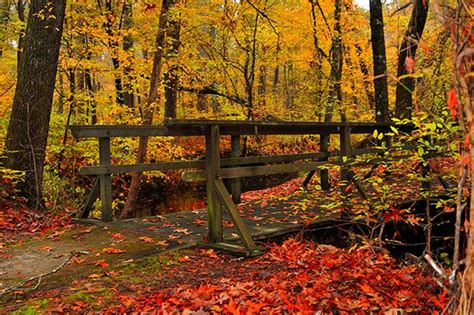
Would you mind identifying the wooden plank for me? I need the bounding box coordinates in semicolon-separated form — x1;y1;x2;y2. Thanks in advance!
80;176;100;218
70;122;415;138
99;137;113;222
79;160;205;175
183;160;337;182
214;179;258;251
339;126;351;181
230;135;241;204
206;125;223;243
79;152;337;176
320;133;330;190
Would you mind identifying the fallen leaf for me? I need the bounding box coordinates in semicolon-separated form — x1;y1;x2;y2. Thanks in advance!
95;259;108;268
39;246;54;252
178;255;191;262
103;247;127;254
139;236;155;243
111;233;124;239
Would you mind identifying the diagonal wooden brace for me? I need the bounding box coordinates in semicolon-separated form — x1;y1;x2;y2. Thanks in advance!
214;178;259;251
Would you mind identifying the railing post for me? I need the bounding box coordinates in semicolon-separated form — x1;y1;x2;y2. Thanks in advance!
230;135;241;203
206;125;223;243
340;126;351;182
99;137;112;222
320;133;330;190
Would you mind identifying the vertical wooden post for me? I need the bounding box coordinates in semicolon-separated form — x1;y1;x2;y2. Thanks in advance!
320;133;330;190
206;125;223;243
230;135;241;203
99;137;112;222
340;126;351;182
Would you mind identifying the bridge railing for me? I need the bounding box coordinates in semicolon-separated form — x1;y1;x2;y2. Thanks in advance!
70;120;417;255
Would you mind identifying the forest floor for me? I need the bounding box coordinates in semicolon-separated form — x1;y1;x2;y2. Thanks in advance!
0;161;456;313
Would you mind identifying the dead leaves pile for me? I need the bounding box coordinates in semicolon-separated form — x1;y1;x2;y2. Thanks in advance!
103;239;447;313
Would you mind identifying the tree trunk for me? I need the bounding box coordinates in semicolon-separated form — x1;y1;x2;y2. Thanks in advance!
324;0;343;123
16;0;25;72
395;0;429;119
3;0;66;208
164;11;180;119
122;0;135;109
257;65;266;106
121;0;174;219
355;44;375;110
105;0;125;105
369;0;390;122
0;0;11;58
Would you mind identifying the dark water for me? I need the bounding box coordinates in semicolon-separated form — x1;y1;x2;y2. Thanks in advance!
135;188;206;217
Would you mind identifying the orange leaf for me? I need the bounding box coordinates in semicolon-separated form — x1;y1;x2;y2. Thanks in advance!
139;236;155;243
103;247;127;254
111;233;124;239
178;255;191;262
94;259;108;268
405;56;415;74
39;246;54;252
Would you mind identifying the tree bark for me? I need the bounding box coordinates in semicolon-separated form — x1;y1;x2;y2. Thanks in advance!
0;0;11;58
3;0;66;208
122;0;135;109
395;0;429;119
16;0;25;73
164;10;180;119
369;0;390;122
121;0;174;219
104;0;125;105
324;0;343;123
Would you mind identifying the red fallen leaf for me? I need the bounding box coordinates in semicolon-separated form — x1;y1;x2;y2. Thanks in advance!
405;56;415;74
359;283;376;295
39;246;54;252
377;164;387;174
139;236;155;243
193;218;206;225
95;259;108;268
103;247;127;254
205;249;219;259
111;233;124;239
178;255;191;262
79;228;92;234
223;220;234;228
146;226;158;231
465;134;470;149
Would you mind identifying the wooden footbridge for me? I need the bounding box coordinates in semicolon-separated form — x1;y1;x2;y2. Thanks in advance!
70;120;434;255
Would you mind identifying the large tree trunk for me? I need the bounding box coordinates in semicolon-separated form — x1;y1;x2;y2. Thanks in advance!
369;0;390;122
120;0;174;219
395;0;429;119
0;0;11;58
3;0;66;208
104;0;125;106
122;0;135;109
16;0;25;72
164;10;181;119
324;0;343;123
